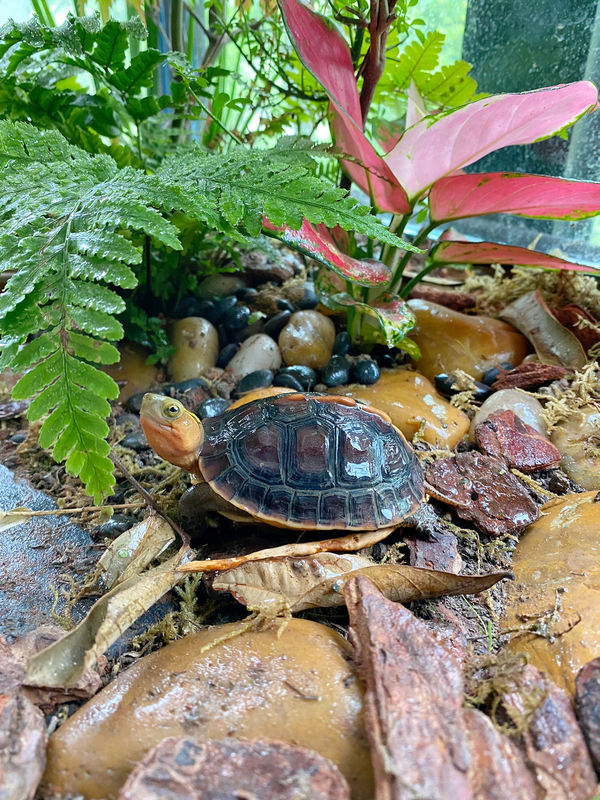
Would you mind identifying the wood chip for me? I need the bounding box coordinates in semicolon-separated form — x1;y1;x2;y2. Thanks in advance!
0;691;47;800
491;363;569;392
117;737;350;800
575;658;600;776
426;452;539;537
345;574;472;800
475;409;562;472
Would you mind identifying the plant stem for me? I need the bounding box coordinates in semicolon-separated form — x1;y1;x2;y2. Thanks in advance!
399;261;438;298
381;212;410;266
32;0;55;26
389;221;436;293
171;0;184;53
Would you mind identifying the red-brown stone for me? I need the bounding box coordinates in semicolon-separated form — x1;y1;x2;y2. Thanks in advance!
491;362;568;392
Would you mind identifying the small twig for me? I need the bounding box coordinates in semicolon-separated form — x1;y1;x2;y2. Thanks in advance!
110;454;191;548
5;503;146;518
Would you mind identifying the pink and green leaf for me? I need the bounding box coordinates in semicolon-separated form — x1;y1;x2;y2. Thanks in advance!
385;82;599;202
430;172;600;223
263;218;392;286
430;240;600;273
329;291;417;349
277;0;410;213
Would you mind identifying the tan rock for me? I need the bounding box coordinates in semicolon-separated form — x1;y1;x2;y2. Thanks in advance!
102;342;158;403
328;369;469;448
279;310;336;369
407;299;529;382
42;619;373;800
501;492;600;697
470;390;548;438
167;317;219;383
551;406;600;490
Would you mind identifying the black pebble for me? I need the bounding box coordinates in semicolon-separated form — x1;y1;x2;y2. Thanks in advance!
127;390;165;414
10;432;26;444
333;331;351;356
224;304;250;332
217;343;239;368
217;324;228;349
263;310;291;338
197;397;231;419
97;514;135;539
236;369;274;394
237;287;258;303
378;354;396;369
434;373;492;401
164;378;208;393
121;431;150;452
276;365;318;390
214;296;238;321
273;373;304;391
351;359;380;385
277;298;296;313
481;362;515;386
114;413;140;428
296;284;319;310
321;355;350;388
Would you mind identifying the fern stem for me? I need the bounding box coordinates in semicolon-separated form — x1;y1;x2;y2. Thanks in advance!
171;0;185;53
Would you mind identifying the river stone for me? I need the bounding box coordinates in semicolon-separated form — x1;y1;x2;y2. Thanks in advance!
470;390;548;438
225;334;282;381
327;369;469;449
279;310;336;369
0;465;94;640
551;406;600;490
198;273;246;299
102;342;158;403
228;386;296;409
167;317;219;383
42;619;373;800
408;299;529;382
501;492;600;697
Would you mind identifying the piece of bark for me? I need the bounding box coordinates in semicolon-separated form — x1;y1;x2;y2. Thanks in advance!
551;304;600;355
117;737;350;800
345;574;472;800
575;658;600;776
0;691;47;800
426;452;539;537
463;708;537;800
490;363;568;392
403;530;463;573
475;410;562;472
502;664;597;800
408;284;476;312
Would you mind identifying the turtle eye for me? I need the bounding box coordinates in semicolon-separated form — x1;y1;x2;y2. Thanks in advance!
161;399;184;419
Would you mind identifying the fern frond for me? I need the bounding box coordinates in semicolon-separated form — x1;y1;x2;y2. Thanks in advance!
390;31;445;91
418;60;479;108
0;121;181;501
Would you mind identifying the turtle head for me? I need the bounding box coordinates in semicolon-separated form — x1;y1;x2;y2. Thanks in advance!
139;393;204;478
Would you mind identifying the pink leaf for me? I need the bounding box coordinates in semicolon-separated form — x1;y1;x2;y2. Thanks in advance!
406;80;426;129
385;82;599;202
430;172;600;223
330;111;411;213
263;217;392;286
430;240;599;273
277;0;410;214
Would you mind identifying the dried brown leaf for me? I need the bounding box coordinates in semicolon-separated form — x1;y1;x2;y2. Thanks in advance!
213;554;510;615
0;506;32;532
178;528;396;573
499;290;588;369
98;515;175;589
26;547;193;688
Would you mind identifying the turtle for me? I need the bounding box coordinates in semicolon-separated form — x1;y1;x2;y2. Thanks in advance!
139;391;425;531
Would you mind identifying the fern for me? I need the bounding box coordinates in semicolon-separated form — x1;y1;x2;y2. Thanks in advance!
0;122;410;501
390;30;445;90
418;60;480;108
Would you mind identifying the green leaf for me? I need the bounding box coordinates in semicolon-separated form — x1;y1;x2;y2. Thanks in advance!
12;351;63;400
109;49;165;94
392;30;444;90
68;332;120;364
90;20;128;70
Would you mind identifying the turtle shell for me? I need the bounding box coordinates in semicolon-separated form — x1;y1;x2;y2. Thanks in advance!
199;393;424;531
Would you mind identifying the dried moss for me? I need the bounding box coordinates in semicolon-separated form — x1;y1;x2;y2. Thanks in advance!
539;362;600;431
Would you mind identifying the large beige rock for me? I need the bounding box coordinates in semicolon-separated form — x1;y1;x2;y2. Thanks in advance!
102;342;158;403
551;406;600;490
43;619;373;800
279;310;336;369
328;369;469;448
501;492;600;697
167;317;219;382
408;299;529;382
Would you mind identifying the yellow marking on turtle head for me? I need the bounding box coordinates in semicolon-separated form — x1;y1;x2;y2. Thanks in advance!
139;393;204;477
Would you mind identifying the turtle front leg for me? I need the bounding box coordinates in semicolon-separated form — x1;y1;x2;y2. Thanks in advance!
180;481;257;524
